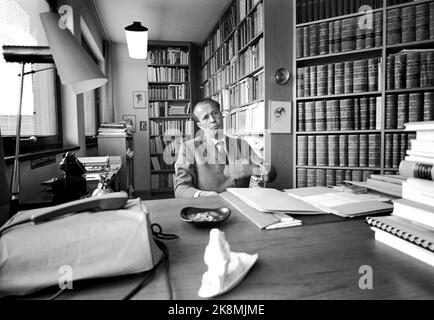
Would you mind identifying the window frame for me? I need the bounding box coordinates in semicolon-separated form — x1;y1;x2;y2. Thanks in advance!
1;0;63;158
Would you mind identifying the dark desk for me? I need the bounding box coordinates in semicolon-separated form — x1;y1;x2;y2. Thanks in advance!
25;195;434;300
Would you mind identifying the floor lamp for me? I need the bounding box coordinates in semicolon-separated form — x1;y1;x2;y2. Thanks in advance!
3;12;107;217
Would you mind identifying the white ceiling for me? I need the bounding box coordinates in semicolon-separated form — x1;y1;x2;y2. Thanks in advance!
92;0;231;45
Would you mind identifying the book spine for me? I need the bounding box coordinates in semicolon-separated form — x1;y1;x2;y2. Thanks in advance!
333;20;342;53
394;53;407;90
301;0;308;23
392;133;401;169
360;97;369;130
397;94;409;129
315;100;327;131
319;0;326;19
354;59;368;93
352;170;363;182
386;55;395;90
310;65;317;96
359;134;368;167
329;21;334;54
399;160;434;181
335;62;345;94
341;17;356;52
406;52;420;89
326;169;336;186
369;97;377;130
356;19;365;50
336;169;344;185
348;134;360;167
303;27;310;57
354;98;360;130
344;61;354;94
368;58;378;92
296;28;303;58
297;68;304;97
297;136;308;166
387;9;401;45
386;94;397;129
326;99;340;131
316;135;328;166
317;169;326;187
319;22;329;55
339;135;349;167
424;92;434;121
364;15;374;49
385;134;393;168
308;135;317;166
340;99;354;130
409;93;424;122
304;67;311;97
317;64;328;96
325;0;331;18
369;134;381;168
310;24;319;56
307;168;316;187
400;133;408;165
430;2;434;39
401;5;415;43
327;63;335;95
297;102;306;131
345;169;352;181
297;168;308;188
305;101;316;132
374;11;383;47
328;135;339;166
420;52;434;88
415;3;430;41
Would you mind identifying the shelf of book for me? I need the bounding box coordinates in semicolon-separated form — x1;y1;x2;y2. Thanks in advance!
147;41;199;193
293;0;434;188
201;0;294;189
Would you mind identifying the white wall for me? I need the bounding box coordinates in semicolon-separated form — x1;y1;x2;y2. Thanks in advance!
111;43;150;191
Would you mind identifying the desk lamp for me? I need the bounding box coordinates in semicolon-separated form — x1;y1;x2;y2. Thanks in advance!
2;12;108;217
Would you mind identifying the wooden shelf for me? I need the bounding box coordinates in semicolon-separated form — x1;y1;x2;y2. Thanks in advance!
384;129;413;133
296;47;382;63
149;116;191;121
149;99;190;102
296;166;382;171
296;130;381;135
386;39;434;51
148;64;189;68
296;91;381;101
386;86;434;94
296;7;383;28
148;82;190;85
386;0;434;10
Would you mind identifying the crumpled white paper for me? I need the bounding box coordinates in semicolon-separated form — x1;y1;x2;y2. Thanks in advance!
198;229;258;298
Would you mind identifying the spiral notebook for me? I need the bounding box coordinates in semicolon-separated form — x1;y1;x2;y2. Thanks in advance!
366;216;434;266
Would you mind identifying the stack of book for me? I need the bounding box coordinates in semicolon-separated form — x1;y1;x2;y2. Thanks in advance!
97;122;132;137
366;121;434;267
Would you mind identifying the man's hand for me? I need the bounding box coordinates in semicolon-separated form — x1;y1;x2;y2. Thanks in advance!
199;191;218;197
223;164;253;180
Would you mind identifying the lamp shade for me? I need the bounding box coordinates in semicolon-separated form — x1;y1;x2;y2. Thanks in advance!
40;12;107;94
125;21;148;59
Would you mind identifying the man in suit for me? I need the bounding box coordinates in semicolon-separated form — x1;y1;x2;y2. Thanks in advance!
174;99;276;198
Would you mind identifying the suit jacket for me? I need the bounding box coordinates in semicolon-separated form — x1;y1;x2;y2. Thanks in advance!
174;135;264;198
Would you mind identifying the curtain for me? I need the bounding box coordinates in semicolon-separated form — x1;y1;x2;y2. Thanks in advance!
98;40;115;124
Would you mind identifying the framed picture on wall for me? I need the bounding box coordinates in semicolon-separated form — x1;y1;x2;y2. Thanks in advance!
122;114;136;132
269;100;292;134
133;91;147;109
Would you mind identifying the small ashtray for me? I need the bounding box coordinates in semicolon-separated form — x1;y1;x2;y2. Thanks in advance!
180;207;231;227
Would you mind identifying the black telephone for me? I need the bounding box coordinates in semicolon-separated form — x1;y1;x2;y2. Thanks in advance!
52;152;87;203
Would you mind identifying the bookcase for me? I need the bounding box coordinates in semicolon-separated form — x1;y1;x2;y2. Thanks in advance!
294;0;434;188
147;41;200;194
199;0;295;189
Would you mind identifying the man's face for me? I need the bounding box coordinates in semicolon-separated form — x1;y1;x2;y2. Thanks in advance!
194;102;224;138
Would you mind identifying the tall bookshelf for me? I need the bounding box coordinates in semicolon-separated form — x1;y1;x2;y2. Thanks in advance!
294;0;434;188
147;41;200;194
200;0;295;189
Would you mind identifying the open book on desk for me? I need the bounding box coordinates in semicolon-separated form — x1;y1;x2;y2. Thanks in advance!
284;187;393;218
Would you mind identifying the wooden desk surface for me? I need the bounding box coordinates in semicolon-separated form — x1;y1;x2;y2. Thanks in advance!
25;195;434;300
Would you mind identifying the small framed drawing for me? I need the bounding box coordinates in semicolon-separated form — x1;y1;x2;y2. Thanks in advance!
133;91;147;109
122;114;136;132
269;100;292;134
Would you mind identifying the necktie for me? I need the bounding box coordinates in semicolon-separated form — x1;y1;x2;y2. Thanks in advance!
216;140;227;165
